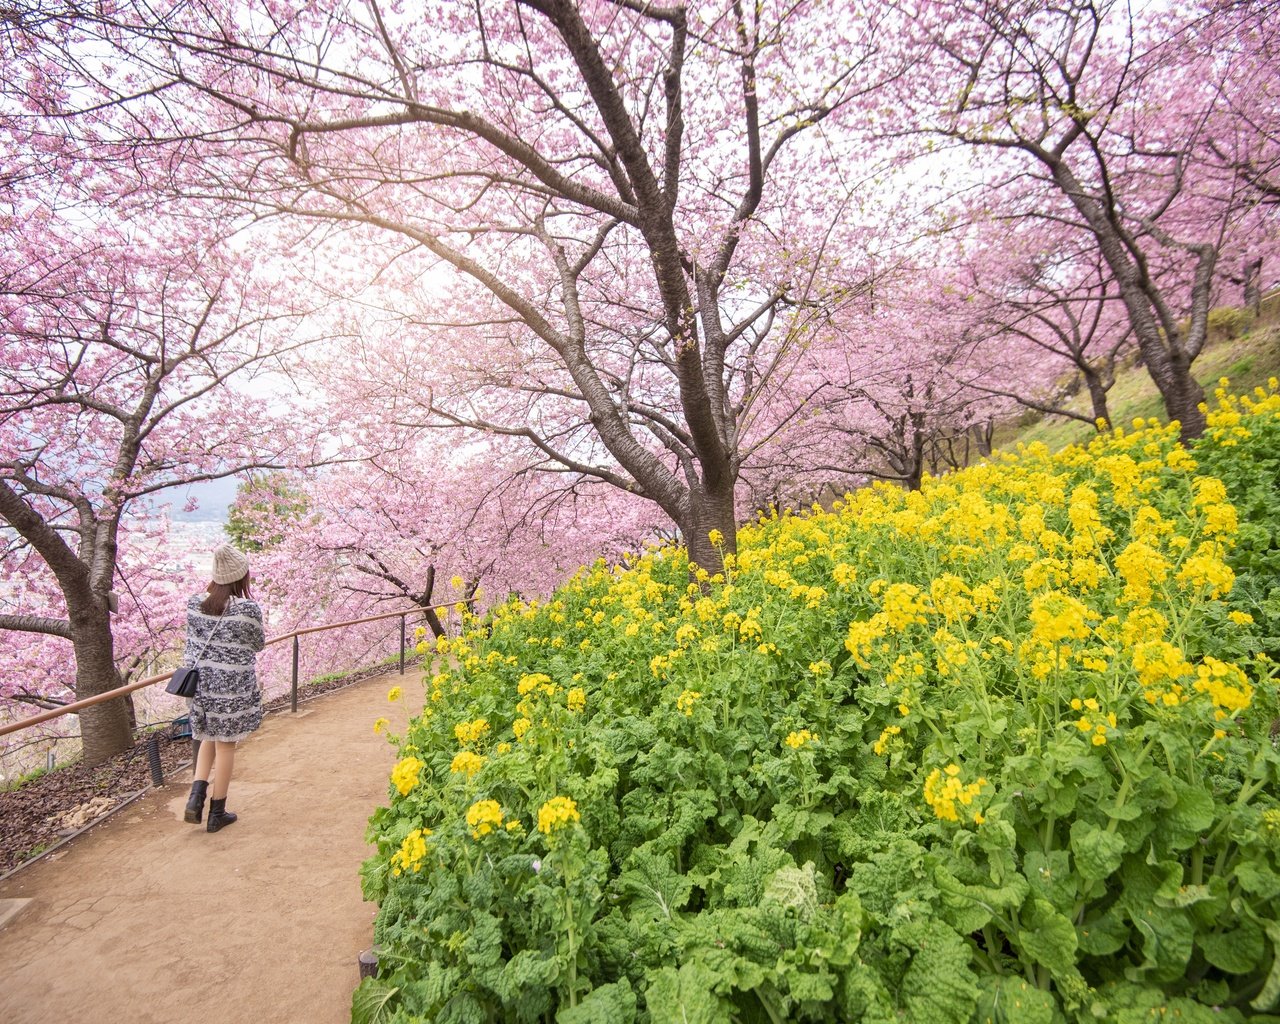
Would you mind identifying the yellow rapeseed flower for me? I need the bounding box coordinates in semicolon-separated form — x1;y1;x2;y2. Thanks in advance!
518;673;553;696
1175;546;1235;598
537;796;580;835
454;718;491;745
1193;657;1253;719
466;799;503;839
390;827;431;876
391;756;425;797
923;764;987;824
873;724;901;756
676;690;701;716
450;751;486;778
785;729;819;750
1114;541;1170;604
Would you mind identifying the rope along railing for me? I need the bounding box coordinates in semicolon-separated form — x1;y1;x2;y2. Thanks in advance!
0;602;458;740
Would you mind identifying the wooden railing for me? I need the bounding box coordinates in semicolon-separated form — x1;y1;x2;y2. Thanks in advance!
0;602;458;740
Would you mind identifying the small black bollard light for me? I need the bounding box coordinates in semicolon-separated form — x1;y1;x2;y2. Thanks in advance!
146;733;165;787
358;946;381;981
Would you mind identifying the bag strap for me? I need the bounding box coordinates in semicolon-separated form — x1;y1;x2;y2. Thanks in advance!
189;600;231;666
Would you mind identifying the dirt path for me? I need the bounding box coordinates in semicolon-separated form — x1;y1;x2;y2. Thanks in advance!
0;671;417;1024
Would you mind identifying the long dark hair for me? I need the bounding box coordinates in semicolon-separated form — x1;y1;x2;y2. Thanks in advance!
201;573;251;616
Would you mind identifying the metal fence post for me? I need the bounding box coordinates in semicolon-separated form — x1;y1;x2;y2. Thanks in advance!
291;634;300;713
146;734;165;787
400;615;406;675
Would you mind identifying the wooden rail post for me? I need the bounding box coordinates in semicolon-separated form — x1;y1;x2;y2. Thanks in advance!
399;615;406;675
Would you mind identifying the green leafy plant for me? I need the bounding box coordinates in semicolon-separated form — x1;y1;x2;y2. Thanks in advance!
362;383;1280;1022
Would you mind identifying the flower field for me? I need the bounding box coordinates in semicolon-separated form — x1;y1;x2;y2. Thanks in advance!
358;384;1280;1024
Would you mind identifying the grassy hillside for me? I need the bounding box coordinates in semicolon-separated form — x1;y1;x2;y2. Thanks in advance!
995;295;1280;454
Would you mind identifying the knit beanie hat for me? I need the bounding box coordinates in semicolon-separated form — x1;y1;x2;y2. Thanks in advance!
211;544;250;585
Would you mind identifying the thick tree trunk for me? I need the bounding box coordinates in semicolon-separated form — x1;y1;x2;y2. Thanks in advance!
683;475;737;577
420;606;448;639
415;565;448;638
1149;348;1207;438
70;609;134;765
1243;258;1262;316
1100;274;1207;438
1049;160;1209;439
971;420;994;459
905;408;928;491
1083;366;1112;428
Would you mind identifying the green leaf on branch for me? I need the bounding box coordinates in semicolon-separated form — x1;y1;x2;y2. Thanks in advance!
643;963;734;1024
1166;784;1216;833
556;980;636;1024
1077;907;1129;956
1235;857;1280;900
761;861;821;922
1024;850;1077;912
1017;898;1084;994
1127;905;1195;983
1070;820;1127;881
351;978;400;1024
974;976;1058;1024
1251;922;1280;1012
933;860;1030;933
896;919;980;1024
617;850;692;920
1200;918;1266;974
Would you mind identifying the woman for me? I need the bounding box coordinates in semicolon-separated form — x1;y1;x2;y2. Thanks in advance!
182;543;266;833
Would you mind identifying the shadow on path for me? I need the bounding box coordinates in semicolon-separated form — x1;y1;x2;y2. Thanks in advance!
0;672;414;1024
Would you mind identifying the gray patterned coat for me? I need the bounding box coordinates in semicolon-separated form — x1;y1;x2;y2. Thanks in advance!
184;595;266;743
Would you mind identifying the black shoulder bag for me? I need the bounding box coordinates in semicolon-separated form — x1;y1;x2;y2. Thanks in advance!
166;603;229;698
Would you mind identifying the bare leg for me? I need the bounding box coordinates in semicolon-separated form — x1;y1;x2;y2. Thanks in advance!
194;738;216;783
210;741;237;800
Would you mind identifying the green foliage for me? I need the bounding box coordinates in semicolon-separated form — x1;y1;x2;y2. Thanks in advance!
224;470;309;552
361;386;1280;1022
1209;306;1254;341
352;979;401;1024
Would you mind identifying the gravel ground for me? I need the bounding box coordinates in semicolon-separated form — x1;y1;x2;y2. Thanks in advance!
0;662;408;875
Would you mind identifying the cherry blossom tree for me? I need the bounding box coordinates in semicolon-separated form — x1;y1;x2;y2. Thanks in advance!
239;441;663;690
1;510;195;715
0;211;344;763
19;0;912;572
898;0;1280;438
786;265;1024;491
961;230;1134;429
